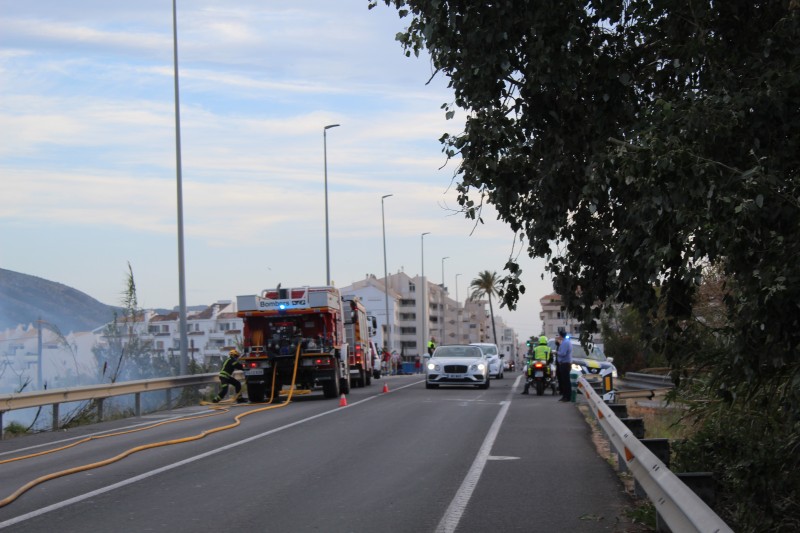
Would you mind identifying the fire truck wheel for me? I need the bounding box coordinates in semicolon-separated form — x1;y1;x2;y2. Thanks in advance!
323;375;340;399
365;368;372;386
247;383;266;403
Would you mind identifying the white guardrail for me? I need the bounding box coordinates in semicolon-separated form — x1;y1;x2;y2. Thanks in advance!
0;374;218;438
577;376;733;533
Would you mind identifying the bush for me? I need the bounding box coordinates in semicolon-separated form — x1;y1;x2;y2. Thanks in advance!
673;392;800;532
604;334;646;374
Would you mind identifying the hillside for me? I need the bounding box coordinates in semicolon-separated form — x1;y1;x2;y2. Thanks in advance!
0;268;119;333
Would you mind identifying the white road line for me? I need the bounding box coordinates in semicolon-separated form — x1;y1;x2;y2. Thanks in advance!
434;377;520;533
0;384;417;530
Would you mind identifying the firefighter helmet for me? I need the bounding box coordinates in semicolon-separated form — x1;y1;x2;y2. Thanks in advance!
229;349;240;358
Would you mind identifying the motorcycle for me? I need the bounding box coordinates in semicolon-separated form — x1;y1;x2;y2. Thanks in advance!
525;358;558;396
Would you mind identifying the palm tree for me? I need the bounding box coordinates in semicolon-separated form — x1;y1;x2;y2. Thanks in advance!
468;271;500;345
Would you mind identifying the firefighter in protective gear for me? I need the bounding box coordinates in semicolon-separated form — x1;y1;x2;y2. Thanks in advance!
213;349;245;403
522;336;552;394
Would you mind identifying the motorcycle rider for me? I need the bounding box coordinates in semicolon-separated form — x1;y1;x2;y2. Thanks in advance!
521;335;552;394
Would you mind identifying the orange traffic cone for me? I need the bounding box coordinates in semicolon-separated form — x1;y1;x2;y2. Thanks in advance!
382;383;389;393
339;393;348;407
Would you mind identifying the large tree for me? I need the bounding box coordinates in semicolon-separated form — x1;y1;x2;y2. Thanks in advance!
372;1;800;529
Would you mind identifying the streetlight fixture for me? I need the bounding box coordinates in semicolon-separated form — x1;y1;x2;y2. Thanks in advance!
381;194;393;352
421;232;430;359
172;0;188;375
323;123;340;285
455;273;462;343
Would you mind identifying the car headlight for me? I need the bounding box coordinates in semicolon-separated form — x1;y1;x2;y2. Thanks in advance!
571;363;583;372
427;362;439;371
475;363;486;372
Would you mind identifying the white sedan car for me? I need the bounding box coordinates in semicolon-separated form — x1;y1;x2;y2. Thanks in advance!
470;342;504;379
425;345;490;389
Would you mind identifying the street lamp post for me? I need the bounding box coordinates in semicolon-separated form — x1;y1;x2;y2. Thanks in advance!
441;256;449;341
455;273;462;343
420;232;430;360
323;123;340;285
172;0;188;375
381;194;393;352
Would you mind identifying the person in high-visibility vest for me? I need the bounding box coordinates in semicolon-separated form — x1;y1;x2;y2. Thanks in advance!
427;337;436;356
522;336;552;394
213;349;245;403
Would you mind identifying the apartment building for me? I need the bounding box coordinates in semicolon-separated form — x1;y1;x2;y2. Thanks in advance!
93;302;241;369
341;272;501;359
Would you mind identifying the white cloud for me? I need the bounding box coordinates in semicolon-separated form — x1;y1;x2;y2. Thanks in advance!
0;0;547;341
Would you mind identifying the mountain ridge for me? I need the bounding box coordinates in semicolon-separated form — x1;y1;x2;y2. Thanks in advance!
0;268;120;334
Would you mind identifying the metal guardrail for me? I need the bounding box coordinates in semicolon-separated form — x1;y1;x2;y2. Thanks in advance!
624;372;673;386
577;376;733;533
0;374;218;439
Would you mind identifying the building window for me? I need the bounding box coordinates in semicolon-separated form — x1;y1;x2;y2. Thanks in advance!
409;282;416;293
400;327;417;335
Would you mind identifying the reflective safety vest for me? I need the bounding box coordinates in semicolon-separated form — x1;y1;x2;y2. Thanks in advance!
533;344;551;361
219;355;243;378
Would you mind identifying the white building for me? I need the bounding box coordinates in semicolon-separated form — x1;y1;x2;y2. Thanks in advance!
0;323;98;393
538;292;606;344
94;301;242;369
341;273;510;360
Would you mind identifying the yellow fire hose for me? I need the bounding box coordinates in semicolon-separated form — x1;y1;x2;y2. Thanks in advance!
0;343;316;508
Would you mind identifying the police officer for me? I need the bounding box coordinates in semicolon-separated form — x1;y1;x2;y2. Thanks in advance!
213;349;245;403
427;337;436;356
556;330;573;402
522;335;552;394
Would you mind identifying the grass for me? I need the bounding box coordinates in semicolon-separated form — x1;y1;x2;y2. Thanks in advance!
2;421;30;438
624;399;696;440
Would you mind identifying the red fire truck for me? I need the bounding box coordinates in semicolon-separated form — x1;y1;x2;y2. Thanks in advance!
342;296;375;388
236;286;351;401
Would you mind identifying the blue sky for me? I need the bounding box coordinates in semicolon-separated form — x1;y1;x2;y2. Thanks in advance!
0;0;551;340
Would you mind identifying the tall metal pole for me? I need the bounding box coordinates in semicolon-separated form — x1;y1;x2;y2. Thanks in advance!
323;124;340;285
172;0;188;375
455;273;462;343
381;194;393;352
420;232;430;357
441;256;449;341
37;317;43;389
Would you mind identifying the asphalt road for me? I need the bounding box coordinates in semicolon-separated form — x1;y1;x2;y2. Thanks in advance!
0;372;637;532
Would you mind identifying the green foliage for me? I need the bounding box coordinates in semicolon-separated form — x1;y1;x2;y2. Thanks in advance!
601;306;663;372
603;334;644;375
672;393;800;532
3;421;30;437
93;263;179;383
375;1;800;529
